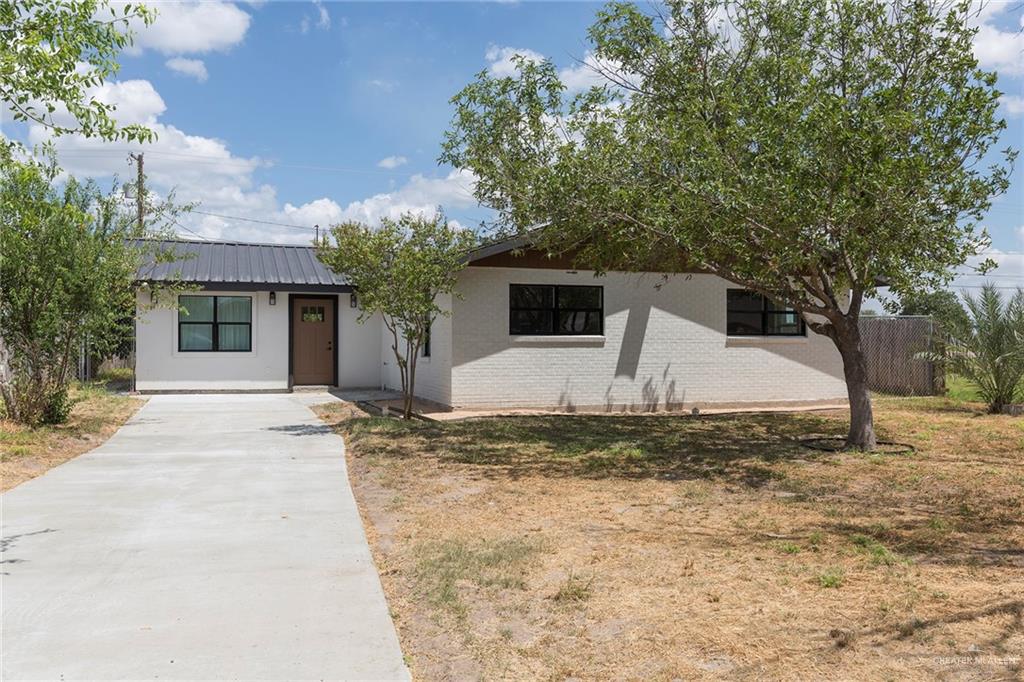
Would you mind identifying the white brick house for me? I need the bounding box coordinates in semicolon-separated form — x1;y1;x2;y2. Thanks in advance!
135;238;847;410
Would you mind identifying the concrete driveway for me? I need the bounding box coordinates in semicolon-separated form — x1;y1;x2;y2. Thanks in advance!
1;394;408;681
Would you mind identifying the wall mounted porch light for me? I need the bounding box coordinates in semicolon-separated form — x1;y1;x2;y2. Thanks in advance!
350;293;358;308
269;291;277;305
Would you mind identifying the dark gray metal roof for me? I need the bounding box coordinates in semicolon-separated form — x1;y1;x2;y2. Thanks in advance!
136;239;351;291
464;233;534;263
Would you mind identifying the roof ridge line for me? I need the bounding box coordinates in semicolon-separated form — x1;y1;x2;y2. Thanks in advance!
136;237;318;249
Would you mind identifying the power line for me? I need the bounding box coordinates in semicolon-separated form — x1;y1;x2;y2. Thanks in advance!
171;217;211;242
951;272;1024;278
53;148;407;175
190;210;317;232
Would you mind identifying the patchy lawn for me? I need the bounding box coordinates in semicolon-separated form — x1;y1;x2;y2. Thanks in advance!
1;381;144;492
315;397;1024;681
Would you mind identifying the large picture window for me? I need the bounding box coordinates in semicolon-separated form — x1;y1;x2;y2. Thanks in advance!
178;295;252;351
726;290;805;336
509;284;603;335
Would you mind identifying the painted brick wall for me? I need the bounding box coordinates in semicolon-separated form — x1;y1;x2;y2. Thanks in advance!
449;267;847;410
379;293;453;405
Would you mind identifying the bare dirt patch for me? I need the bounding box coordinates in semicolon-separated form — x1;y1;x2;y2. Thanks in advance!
315;398;1024;680
1;382;144;491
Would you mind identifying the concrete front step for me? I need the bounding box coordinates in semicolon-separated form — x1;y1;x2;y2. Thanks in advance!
291;384;336;393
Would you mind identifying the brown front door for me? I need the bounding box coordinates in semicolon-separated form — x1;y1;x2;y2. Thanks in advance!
292;297;335;385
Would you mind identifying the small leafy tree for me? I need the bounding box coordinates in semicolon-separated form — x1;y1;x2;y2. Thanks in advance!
1;0;156;143
442;0;1014;449
926;285;1024;413
318;213;476;419
0;153;185;425
1;0;173;424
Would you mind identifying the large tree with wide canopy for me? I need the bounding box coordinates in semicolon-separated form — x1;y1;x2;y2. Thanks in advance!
442;0;1014;449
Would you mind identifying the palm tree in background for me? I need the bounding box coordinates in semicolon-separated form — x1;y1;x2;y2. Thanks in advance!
928;284;1024;414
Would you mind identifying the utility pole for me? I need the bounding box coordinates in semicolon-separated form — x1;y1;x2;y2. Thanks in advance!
127;152;144;395
128;152;144;232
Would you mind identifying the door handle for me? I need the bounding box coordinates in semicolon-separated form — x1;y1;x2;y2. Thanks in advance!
327;342;333;351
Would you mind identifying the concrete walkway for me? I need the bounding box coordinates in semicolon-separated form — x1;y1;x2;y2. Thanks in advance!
1;394;408;681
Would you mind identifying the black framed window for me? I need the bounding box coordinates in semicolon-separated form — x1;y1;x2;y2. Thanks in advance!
179;295;252;351
726;290;805;336
509;284;603;335
422;322;431;358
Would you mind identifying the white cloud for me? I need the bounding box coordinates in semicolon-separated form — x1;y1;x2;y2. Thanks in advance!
299;1;330;34
557;51;632;92
377;155;408;169
485;45;545;78
314;0;330;30
338;169;478;226
485;45;631;93
165;58;208;83
281;197;343;229
1000;94;1024;115
24;75;304;243
368;79;397;92
952;246;1024;291
122;1;251;55
28;77;167;129
970;2;1024;76
25;73;480;244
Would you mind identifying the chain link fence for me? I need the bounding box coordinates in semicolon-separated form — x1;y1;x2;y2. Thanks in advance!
859;315;943;396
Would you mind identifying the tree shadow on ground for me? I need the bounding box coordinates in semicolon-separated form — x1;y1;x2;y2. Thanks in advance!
851;599;1023;660
330;410;844;487
819;515;1024;569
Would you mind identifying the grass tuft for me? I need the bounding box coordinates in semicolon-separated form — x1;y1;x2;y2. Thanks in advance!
850;534;902;566
817;568;845;588
552;570;594;605
413;536;545;616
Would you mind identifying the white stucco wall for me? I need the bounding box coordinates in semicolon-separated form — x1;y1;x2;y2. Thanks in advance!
448;267;847;410
339;294;383;389
136;289;288;391
135;290;382;391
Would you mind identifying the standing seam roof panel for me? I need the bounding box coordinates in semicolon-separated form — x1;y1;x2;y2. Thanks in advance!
300;247;324;285
249;246;262;283
283;248;303;284
224;243;238;282
183;242;201;281
134;239;350;287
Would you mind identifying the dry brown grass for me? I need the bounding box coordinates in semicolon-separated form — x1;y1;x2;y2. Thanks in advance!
1;382;144;492
314;397;1024;681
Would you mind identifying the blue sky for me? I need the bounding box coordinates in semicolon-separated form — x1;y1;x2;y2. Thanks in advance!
2;1;1022;291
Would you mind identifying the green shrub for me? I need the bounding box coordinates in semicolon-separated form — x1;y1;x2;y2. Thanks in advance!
41;386;75;425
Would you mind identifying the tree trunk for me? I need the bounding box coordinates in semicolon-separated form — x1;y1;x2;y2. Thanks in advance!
834;322;877;450
405;342;418;420
0;335;16;422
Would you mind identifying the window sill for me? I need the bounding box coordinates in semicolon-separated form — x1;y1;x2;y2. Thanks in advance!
726;335;808;347
510;335;606;345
